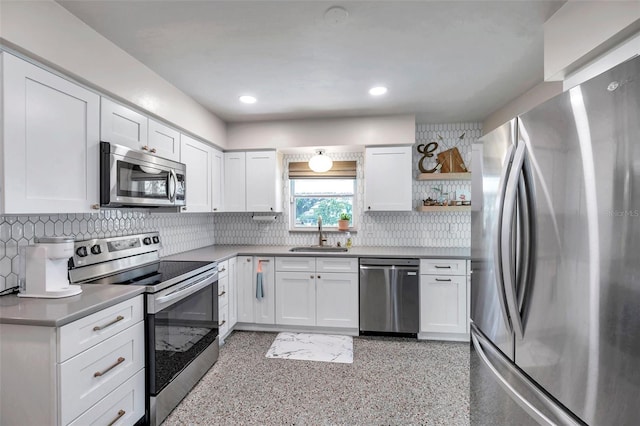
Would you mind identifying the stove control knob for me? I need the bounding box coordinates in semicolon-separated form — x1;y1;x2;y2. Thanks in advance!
90;245;102;255
143;237;152;245
152;236;160;244
76;246;88;257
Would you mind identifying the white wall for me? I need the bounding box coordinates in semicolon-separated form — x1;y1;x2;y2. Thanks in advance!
0;0;227;148
482;81;562;135
226;115;415;151
544;1;640;81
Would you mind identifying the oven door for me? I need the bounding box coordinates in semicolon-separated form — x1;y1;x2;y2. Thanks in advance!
146;269;218;396
100;142;186;207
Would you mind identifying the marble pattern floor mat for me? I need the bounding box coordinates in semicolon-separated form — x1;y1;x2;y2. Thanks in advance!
265;332;353;364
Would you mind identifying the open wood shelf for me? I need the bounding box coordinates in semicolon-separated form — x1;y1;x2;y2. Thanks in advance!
417;172;471;181
417;205;471;212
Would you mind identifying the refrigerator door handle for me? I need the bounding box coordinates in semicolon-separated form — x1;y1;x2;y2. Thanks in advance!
516;150;537;328
471;324;582;426
493;143;516;334
501;141;526;339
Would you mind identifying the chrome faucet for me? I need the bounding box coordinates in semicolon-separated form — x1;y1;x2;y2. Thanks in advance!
318;216;327;246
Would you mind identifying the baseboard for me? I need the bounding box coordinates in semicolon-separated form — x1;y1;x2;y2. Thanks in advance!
234;322;359;336
418;331;470;342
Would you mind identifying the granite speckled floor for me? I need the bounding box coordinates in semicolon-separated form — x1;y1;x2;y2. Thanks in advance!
163;331;470;425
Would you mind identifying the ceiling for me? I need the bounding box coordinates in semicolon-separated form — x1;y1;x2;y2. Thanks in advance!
57;1;565;124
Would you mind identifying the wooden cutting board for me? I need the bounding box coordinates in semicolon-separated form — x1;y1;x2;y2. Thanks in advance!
437;147;467;173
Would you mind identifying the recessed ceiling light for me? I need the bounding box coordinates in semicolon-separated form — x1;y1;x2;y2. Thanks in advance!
369;86;388;96
239;95;257;104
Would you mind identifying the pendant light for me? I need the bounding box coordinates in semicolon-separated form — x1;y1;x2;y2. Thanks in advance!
308;150;333;173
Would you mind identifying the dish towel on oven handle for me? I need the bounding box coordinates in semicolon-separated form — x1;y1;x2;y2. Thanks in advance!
256;260;264;299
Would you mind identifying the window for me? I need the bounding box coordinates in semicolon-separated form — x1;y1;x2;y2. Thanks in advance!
291;179;355;229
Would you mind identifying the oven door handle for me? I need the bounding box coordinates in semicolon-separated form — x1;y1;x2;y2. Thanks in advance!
152;272;217;311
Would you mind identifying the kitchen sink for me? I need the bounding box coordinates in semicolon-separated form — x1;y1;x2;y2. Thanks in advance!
289;246;349;252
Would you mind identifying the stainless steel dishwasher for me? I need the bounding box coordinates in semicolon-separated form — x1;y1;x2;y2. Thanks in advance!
359;258;420;336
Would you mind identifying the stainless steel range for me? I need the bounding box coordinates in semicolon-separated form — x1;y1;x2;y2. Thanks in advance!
69;232;219;426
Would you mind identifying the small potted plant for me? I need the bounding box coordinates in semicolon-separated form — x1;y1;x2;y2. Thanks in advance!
338;212;351;231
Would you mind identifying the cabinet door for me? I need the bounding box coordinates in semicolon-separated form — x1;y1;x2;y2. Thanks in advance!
275;272;316;326
212;148;224;212
148;118;180;161
316;272;358;328
419;274;467;334
223;152;246;211
180;134;212;212
100;98;148;150
364;146;412;211
2;53;100;213
246;151;281;212
228;257;238;328
254;257;275;324
236;256;254;323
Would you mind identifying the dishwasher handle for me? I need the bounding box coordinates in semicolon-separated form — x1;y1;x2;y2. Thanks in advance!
360;265;419;272
359;258;420;267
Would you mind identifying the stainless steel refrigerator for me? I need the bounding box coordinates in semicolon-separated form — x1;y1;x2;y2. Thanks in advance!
470;54;640;425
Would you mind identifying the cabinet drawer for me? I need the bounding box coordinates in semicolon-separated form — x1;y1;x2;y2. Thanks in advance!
59;296;143;362
218;260;229;279
59;322;145;425
218;278;229;309
68;369;145;426
275;257;315;272
420;259;466;276
219;306;229;338
316;257;358;273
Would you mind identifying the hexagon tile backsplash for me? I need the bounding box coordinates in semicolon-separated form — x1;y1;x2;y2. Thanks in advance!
0;211;215;292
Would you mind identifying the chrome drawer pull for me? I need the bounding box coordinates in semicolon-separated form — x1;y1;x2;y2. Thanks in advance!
218;291;226;297
93;315;124;331
434;265;451;269
107;409;126;426
94;357;125;377
435;278;452;282
219;320;226;326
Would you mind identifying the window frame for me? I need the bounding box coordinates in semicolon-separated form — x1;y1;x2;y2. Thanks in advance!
289;178;357;231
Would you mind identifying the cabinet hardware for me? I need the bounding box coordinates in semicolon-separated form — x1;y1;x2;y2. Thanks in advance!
219;320;226;326
93;315;124;331
435;278;452;282
182;207;187;211
94;357;125;377
310;275;314;279
317;275;321;279
150;148;157;153
218;291;226;297
260;259;270;262
213;208;218;211
220;267;226;272
107;410;126;426
91;204;100;210
141;145;150;151
247;258;251;262
435;265;451;269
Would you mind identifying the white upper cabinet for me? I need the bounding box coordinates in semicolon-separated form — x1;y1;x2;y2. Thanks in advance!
148;119;180;161
180;134;212;212
100;98;148;150
212;148;224;212
1;53;100;213
364;146;413;211
246;151;282;212
223;152;246;212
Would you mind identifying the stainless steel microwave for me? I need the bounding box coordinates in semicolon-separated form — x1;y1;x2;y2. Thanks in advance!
100;142;186;208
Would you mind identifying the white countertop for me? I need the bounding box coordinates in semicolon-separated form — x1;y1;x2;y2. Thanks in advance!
163;244;470;263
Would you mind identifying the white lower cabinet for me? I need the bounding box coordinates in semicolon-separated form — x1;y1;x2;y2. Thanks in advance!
228;257;238;329
316;272;358;328
275;272;316;326
275;257;358;329
419;258;468;338
0;295;145;426
236;256;275;324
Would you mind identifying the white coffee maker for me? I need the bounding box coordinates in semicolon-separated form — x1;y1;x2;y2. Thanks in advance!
18;237;82;298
